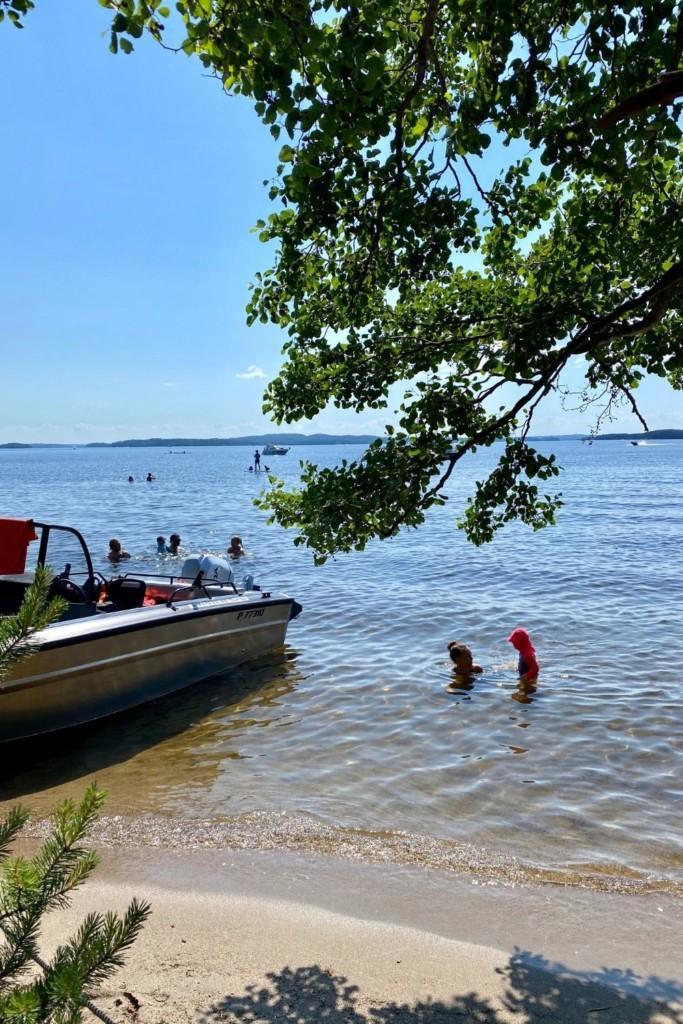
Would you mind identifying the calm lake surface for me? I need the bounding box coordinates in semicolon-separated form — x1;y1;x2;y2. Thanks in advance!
1;441;682;894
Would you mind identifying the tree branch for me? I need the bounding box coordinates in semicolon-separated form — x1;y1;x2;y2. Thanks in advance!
575;261;683;348
598;70;683;129
393;0;440;182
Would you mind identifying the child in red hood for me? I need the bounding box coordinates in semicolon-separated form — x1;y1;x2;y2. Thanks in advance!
507;628;539;681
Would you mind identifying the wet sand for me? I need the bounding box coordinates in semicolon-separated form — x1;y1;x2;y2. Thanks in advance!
37;846;683;1024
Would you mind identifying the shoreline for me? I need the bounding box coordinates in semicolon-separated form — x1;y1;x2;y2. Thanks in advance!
35;844;683;1024
16;810;683;898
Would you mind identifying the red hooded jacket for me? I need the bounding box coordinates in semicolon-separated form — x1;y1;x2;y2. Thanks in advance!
507;628;539;679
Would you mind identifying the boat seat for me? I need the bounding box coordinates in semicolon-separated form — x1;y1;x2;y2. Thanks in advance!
105;577;147;611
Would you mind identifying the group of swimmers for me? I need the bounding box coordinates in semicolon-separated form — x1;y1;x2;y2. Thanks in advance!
156;534;182;555
107;533;246;564
107;533;181;563
127;473;156;482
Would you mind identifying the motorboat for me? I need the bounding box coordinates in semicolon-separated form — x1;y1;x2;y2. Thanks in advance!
0;519;301;743
262;444;289;455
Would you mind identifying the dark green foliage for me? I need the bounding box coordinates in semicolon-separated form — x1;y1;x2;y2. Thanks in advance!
0;567;66;681
5;0;683;557
0;0;35;28
0;786;150;1023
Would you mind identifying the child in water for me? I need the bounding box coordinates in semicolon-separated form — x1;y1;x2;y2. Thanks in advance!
446;642;483;691
156;535;166;555
507;628;539;681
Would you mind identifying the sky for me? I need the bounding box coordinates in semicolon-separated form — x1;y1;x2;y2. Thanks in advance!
1;3;680;444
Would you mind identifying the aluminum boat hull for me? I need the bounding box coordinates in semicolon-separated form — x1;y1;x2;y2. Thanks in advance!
0;591;294;742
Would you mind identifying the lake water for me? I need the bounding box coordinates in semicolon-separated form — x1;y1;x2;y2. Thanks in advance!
1;441;682;894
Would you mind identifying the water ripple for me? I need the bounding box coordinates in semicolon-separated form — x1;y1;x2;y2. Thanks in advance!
1;441;682;891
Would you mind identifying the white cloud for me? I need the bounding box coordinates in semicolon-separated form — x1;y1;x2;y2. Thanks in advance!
162;381;177;387
235;365;267;380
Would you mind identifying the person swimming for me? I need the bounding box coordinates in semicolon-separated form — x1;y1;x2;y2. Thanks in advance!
227;535;245;558
146;472;156;482
156;535;167;554
107;538;130;564
128;475;134;483
445;642;483;692
167;533;182;555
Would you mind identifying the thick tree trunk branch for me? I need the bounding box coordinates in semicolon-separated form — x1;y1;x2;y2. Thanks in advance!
575;261;683;348
394;0;440;180
391;263;683;530
598;70;683;129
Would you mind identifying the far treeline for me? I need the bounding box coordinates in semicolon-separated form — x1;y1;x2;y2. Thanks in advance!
0;434;380;449
3;430;683;451
90;433;380;447
589;429;683;440
3;0;683;559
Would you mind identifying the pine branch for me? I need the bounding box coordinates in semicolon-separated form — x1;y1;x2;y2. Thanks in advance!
0;809;30;865
0;788;149;1021
0;566;66;682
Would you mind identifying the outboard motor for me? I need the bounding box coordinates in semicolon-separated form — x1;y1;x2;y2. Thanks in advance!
181;554;234;585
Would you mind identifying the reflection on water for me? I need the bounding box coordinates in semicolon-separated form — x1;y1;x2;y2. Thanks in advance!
0;647;302;815
1;442;683;892
511;679;537;705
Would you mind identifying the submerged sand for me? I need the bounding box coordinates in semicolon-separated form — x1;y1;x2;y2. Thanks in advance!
36;847;683;1024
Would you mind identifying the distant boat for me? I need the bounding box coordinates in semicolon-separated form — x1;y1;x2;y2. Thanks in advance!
263;444;289;455
630;441;642;446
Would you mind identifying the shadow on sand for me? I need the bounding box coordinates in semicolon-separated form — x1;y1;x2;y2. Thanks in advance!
200;953;683;1024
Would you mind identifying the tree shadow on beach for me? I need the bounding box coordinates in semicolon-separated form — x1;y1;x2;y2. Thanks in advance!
201;950;683;1024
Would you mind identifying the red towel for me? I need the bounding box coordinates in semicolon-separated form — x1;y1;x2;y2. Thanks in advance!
0;518;38;574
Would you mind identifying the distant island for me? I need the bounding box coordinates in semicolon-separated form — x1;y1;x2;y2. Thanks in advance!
2;429;683;449
0;433;380;449
584;429;683;441
87;433;381;448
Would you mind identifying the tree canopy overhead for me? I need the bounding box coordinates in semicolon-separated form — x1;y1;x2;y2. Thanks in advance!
5;0;683;558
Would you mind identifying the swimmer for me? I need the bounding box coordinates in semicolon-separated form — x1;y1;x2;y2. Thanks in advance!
445;642;483;692
107;538;130;564
227;535;245;558
507;627;539;682
156;535;167;555
167;533;182;555
146;472;156;482
128;475;134;483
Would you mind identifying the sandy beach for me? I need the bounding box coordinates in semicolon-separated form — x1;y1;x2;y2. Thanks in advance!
35;846;683;1024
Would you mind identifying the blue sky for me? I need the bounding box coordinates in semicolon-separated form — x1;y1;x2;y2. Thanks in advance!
1;3;680;443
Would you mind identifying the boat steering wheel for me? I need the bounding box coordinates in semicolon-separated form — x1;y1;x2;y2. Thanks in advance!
49;576;88;603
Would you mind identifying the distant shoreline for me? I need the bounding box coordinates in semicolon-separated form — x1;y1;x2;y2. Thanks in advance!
2;429;683;449
0;433;380;449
